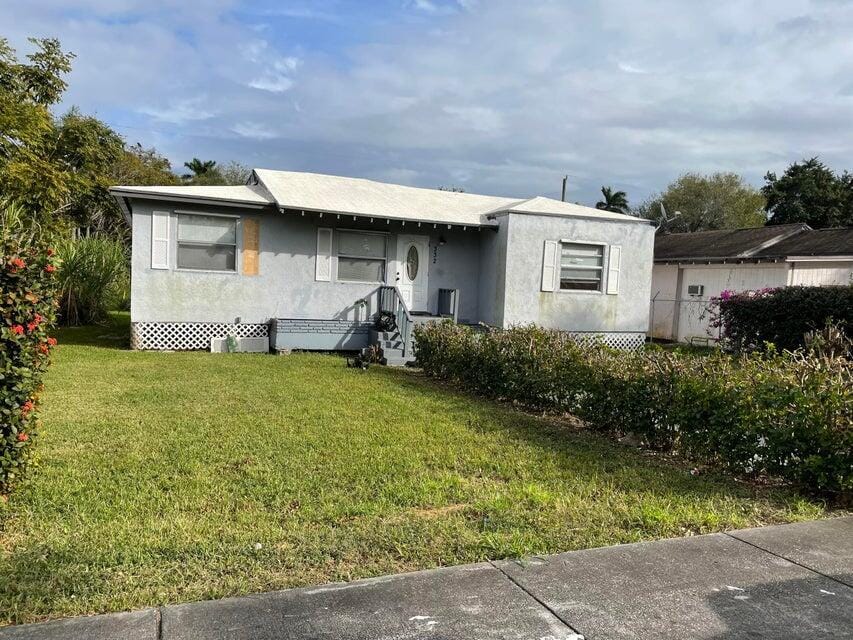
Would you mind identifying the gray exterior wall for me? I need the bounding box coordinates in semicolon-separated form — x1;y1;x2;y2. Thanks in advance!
499;212;655;332
130;198;654;348
130;200;484;325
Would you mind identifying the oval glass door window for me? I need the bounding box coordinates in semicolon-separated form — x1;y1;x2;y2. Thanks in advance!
406;245;419;280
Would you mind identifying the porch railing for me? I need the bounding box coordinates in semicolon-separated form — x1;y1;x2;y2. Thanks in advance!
437;288;460;322
378;285;414;357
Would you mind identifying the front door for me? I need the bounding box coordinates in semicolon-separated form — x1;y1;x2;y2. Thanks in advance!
395;234;429;311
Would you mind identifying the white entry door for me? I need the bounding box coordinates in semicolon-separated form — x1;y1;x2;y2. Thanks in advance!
395;234;429;311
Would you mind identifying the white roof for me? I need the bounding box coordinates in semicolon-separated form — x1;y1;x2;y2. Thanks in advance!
503;196;640;222
253;169;517;227
111;170;647;226
110;184;273;206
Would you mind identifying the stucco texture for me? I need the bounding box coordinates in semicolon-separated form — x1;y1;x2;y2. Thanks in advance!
501;213;655;332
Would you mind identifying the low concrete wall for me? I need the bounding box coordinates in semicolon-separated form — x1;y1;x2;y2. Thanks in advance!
271;318;372;352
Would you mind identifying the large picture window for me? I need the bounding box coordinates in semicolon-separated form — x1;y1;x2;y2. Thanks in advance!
336;230;386;282
560;242;604;291
177;214;237;272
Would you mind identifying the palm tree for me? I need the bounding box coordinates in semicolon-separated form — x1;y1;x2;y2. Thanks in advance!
596;186;630;214
182;158;218;181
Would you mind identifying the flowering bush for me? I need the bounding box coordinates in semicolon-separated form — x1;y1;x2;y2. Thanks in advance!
711;285;853;353
1;206;60;498
414;323;852;495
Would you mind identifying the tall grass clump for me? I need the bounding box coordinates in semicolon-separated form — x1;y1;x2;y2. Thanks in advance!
55;235;128;325
414;322;852;496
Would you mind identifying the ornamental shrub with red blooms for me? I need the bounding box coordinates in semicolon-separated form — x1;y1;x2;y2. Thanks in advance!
710;285;853;354
1;207;60;497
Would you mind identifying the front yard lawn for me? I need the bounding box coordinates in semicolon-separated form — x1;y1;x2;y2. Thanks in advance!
0;314;835;624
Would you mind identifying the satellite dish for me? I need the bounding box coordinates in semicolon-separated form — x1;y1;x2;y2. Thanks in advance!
656;202;681;230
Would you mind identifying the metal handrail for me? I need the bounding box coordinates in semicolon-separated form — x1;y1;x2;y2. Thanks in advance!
378;285;414;357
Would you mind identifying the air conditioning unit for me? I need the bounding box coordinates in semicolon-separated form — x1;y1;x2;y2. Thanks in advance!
687;284;705;297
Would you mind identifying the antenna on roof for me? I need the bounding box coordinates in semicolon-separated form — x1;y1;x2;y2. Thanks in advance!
656;202;681;231
561;175;568;202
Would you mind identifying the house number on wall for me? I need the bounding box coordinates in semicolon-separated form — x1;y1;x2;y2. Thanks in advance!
433;245;438;264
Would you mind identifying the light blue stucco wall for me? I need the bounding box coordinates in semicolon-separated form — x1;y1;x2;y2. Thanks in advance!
500;212;655;332
130;199;654;336
130;200;485;324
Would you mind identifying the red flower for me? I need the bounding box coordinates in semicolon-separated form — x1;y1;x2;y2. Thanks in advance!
26;322;37;332
17;432;29;442
46;248;55;256
47;337;57;346
44;264;56;273
34;314;43;324
11;325;24;335
21;400;34;415
39;343;49;354
9;257;25;271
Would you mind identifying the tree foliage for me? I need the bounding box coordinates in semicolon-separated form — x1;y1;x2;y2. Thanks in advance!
596;186;629;213
0;38;185;238
637;172;766;233
762;157;853;229
181;159;251;186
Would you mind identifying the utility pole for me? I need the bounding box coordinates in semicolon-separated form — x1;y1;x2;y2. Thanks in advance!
561;175;568;202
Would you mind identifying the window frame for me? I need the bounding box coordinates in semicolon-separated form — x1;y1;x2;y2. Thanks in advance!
335;228;388;284
175;211;240;274
557;240;607;293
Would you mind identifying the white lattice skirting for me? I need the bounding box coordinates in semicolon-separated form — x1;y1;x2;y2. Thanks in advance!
566;331;646;350
131;322;269;351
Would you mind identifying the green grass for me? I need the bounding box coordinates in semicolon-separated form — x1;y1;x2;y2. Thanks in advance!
0;314;837;624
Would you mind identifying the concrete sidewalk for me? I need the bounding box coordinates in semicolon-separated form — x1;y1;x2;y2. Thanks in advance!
3;517;851;639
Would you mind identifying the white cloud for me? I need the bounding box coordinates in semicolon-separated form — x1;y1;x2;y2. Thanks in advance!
248;74;294;93
617;61;648;74
232;122;279;140
5;0;852;204
138;98;215;123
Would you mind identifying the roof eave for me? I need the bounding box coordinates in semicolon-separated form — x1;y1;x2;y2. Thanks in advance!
108;188;273;210
278;205;498;230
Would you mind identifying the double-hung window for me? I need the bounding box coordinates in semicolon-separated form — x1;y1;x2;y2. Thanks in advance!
336;230;387;282
177;214;237;272
559;242;604;291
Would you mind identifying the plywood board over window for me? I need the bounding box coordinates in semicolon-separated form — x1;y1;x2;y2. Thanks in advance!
242;218;259;275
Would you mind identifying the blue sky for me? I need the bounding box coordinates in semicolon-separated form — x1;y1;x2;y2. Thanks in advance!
3;0;852;206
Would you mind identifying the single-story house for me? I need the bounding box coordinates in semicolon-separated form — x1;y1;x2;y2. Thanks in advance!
650;224;853;343
110;169;655;361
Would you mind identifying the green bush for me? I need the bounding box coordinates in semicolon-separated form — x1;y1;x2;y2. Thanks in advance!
1;204;60;497
414;323;852;494
55;235;129;325
713;286;853;353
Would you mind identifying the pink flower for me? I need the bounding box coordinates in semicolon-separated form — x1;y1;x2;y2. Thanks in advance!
11;325;24;335
17;432;29;442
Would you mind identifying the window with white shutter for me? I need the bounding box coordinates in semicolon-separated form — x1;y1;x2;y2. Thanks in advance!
316;227;332;281
541;240;558;292
151;211;170;270
606;245;621;295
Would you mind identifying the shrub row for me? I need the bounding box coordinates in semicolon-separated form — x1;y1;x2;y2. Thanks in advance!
1;206;60;497
414;322;852;494
713;285;853;353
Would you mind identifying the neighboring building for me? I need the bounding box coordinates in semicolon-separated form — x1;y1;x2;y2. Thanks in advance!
111;169;655;360
650;225;853;343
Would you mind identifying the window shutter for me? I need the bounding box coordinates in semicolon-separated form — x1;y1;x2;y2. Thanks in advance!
315;227;332;281
242;218;260;275
606;245;621;294
541;240;558;292
151;211;170;270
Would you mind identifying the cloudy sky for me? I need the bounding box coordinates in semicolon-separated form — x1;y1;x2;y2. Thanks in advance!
3;0;852;205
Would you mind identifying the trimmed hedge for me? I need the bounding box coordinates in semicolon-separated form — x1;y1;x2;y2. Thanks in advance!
714;285;853;353
1;210;60;498
414;323;852;494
